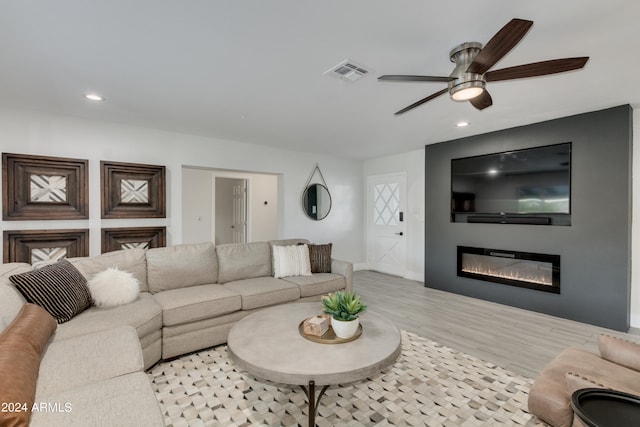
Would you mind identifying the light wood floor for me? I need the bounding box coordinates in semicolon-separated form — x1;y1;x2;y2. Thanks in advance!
353;270;639;379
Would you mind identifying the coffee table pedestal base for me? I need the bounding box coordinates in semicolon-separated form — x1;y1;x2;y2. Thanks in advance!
301;381;330;427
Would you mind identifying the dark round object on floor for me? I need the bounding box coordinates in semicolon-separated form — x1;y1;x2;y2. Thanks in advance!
571;388;640;427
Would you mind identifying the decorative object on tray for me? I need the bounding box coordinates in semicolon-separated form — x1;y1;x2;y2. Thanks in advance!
321;291;367;339
298;316;363;344
302;315;329;336
2;152;89;220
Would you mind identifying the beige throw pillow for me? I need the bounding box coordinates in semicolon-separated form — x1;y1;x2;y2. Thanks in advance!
273;244;312;279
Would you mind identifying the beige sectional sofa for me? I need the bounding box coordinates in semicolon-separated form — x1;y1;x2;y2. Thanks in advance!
0;238;352;426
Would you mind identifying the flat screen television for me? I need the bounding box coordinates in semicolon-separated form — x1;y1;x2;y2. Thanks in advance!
451;142;571;225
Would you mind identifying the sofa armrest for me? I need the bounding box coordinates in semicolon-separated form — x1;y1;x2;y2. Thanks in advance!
598;334;640;372
36;326;144;398
331;259;353;293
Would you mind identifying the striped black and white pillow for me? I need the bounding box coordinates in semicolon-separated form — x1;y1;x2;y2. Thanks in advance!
10;260;92;324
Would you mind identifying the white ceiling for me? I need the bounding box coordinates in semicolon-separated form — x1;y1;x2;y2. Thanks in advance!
0;1;637;160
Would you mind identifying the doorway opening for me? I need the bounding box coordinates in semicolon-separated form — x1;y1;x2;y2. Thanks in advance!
181;167;279;245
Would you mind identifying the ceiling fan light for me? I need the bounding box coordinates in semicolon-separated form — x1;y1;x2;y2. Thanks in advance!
451;85;484;101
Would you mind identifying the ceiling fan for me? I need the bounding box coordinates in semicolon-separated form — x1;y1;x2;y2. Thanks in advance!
379;18;589;115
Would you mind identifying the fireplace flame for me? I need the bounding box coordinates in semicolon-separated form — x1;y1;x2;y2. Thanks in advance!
461;255;553;286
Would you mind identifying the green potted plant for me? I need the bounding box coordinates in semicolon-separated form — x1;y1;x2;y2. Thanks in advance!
321;291;367;339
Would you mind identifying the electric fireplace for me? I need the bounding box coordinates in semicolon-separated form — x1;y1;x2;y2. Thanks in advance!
457;246;560;293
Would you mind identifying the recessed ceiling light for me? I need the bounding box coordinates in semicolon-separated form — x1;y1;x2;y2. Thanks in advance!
456;121;469;127
84;93;104;101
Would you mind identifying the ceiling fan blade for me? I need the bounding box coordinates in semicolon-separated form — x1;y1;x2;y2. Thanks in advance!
467;18;533;75
379;75;454;83
485;57;589;82
469;90;493;110
394;88;449;115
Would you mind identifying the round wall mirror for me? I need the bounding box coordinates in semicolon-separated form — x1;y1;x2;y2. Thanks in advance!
302;183;332;220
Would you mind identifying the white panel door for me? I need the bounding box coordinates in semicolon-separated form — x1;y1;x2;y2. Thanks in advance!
367;173;407;276
231;180;247;243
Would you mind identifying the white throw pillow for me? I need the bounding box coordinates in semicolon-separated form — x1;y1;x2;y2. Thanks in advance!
88;267;140;308
273;244;312;279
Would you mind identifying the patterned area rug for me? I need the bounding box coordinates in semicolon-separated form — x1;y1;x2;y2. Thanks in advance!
147;331;546;426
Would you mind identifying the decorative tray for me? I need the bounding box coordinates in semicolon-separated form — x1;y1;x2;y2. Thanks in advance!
298;317;363;344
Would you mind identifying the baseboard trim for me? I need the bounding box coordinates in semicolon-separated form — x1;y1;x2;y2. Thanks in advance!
404;271;424;282
352;265;423;282
353;262;369;271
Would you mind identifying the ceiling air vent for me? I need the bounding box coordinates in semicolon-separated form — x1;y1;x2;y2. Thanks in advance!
324;59;371;82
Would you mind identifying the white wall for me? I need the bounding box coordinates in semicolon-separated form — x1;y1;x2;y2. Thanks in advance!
249;174;279;242
0;108;364;263
363;149;425;281
182;168;212;243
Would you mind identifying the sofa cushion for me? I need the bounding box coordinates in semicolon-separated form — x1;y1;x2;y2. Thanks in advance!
146;242;217;293
162;310;249;338
598;334;640;372
37;326;143;398
88;267;140;308
282;273;346;297
153;284;242;326
10;260;92;324
308;243;333;273
0;262;32;277
0;265;29;327
0;304;57;427
223;277;300;310
53;292;162;341
217;241;272;283
30;372;164;427
272;244;312;278
68;248;148;292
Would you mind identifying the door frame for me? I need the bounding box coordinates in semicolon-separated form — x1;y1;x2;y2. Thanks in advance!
366;172;407;277
211;174;251;244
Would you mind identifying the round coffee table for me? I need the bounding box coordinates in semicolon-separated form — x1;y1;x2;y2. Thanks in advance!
227;302;402;426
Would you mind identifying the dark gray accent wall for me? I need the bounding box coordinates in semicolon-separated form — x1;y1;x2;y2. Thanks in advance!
424;105;633;331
